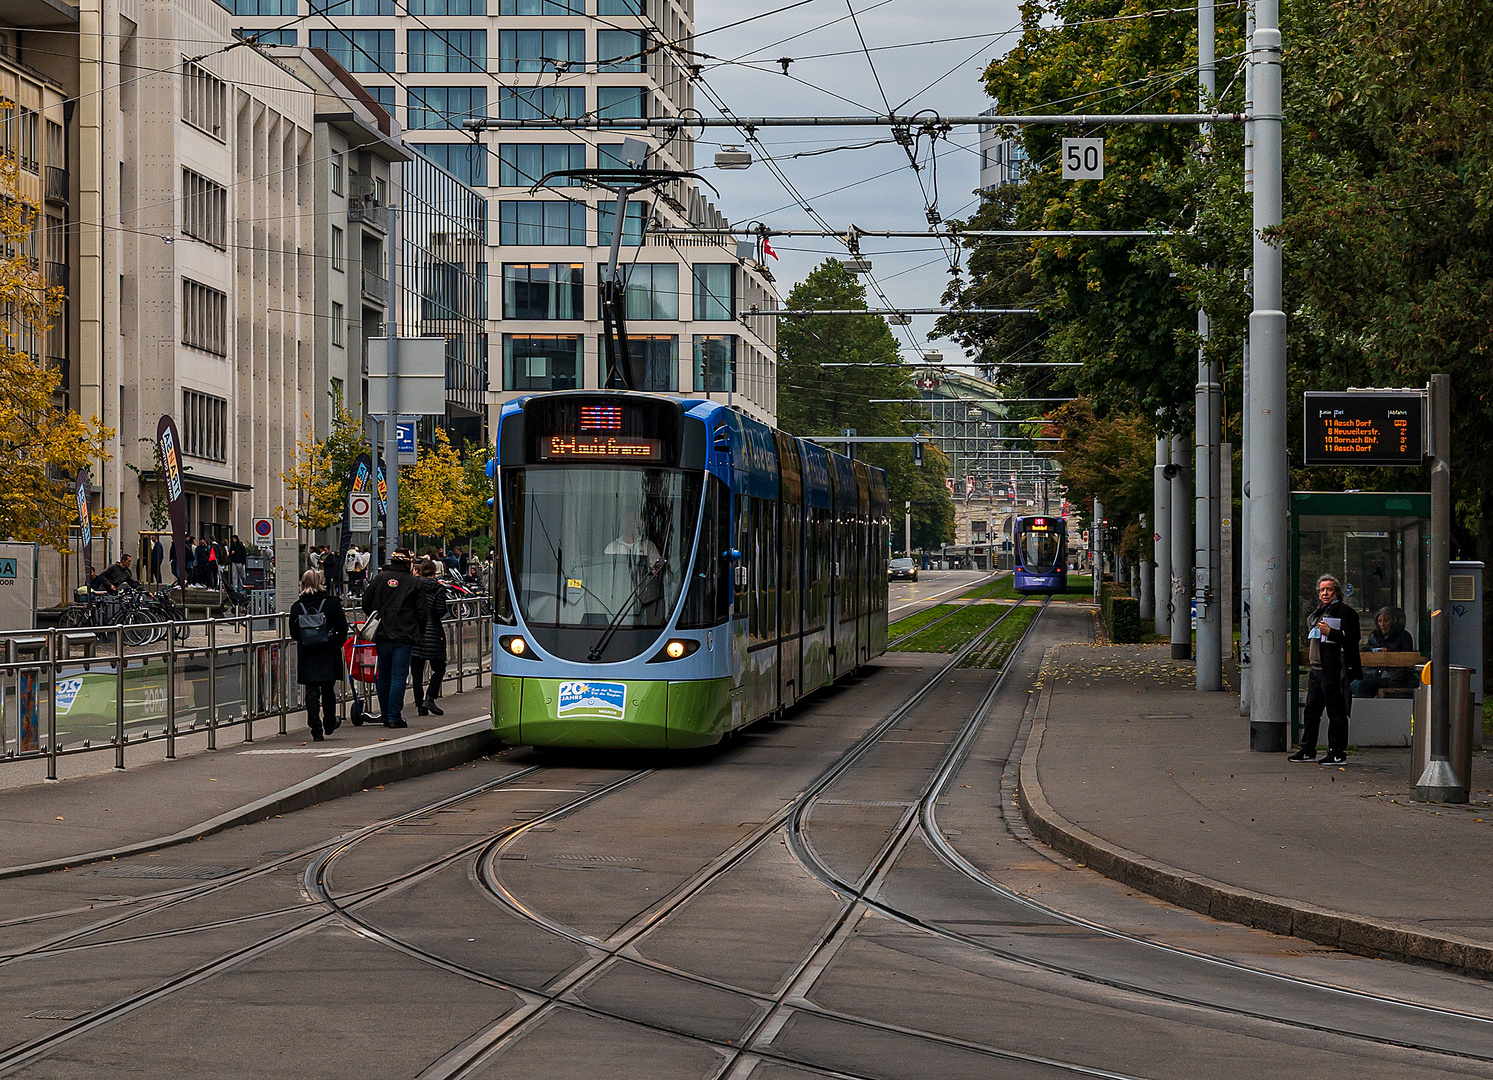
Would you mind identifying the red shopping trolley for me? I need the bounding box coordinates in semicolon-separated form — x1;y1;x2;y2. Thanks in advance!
344;629;381;725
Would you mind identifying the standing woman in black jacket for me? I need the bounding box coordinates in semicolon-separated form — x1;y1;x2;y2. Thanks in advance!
411;558;448;716
290;569;349;741
1290;573;1362;766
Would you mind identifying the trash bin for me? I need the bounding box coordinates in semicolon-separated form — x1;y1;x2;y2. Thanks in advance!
1410;664;1475;787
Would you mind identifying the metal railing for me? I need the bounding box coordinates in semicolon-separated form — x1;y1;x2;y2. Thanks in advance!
45;165;67;203
0;607;493;780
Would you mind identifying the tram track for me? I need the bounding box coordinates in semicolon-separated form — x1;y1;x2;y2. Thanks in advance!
782;612;1493;1065
885;575;1007;650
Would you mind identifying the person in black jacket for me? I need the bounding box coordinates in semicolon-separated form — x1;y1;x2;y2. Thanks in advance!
289;569;349;741
361;548;425;728
411;558;448;716
1290;573;1363;765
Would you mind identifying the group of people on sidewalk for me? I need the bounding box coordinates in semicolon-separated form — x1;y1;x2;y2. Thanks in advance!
287;548;448;741
1289;573;1418;767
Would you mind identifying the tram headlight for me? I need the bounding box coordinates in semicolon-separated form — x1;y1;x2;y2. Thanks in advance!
648;638;700;663
499;635;538;659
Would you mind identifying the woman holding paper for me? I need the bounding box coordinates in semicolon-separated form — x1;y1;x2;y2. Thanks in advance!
1289;574;1362;765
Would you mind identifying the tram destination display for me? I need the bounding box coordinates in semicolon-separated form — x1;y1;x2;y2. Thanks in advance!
1303;390;1426;467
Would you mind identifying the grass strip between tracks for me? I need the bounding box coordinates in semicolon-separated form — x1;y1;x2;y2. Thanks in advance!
960;605;1039;668
893;600;1021;652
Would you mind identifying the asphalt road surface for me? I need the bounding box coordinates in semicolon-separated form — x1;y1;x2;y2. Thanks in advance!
2;601;1490;1078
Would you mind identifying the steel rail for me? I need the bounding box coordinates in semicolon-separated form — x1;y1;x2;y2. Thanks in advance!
783;619;1493;1064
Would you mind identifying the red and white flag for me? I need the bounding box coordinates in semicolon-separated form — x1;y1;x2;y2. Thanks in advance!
762;238;778;260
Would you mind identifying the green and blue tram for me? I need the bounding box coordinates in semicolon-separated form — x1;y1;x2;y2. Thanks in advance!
490;392;890;748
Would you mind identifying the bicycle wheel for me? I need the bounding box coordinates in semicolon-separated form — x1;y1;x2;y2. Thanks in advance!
121;609;158;647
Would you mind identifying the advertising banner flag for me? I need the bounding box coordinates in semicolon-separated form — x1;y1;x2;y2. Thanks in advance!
157;415;187;601
75;467;93;585
343;451;374;553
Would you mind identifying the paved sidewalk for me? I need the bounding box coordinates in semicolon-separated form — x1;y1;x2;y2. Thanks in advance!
0;683;499;877
1018;642;1493;979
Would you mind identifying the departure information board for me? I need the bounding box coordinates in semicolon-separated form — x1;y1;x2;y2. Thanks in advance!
1303;391;1426;467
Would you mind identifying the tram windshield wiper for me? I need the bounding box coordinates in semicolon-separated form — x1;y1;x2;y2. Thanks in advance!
587;519;674;662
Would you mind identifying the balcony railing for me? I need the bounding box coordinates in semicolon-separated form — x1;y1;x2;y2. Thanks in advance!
44;166;67;203
348;200;387;232
46;262;68;291
362;268;388;302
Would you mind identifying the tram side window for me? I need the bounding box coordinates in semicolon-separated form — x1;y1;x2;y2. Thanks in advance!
678;474;731;629
840;512;858;621
779;499;799;638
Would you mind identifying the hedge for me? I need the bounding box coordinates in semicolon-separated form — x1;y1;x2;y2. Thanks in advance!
1100;581;1142;643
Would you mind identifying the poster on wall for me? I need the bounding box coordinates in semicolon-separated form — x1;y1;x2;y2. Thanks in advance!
156;415;187;601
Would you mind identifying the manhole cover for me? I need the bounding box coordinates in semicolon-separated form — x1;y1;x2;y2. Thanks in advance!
90;865;238;880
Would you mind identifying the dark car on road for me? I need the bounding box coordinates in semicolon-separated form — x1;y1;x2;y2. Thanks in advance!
889;557;918;582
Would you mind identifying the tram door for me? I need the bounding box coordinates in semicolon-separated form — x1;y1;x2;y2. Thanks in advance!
776;433;804;708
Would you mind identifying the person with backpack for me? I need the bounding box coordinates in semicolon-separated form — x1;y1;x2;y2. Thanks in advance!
360;548;425;729
289;569;348;741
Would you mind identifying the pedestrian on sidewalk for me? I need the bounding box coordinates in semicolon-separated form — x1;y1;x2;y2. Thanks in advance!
229;534;247;592
150;537;164;584
361;548;425;729
290;569;348;741
411;557;447;716
1290;573;1362;765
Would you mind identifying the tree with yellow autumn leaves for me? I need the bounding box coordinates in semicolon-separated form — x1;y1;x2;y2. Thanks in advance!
0;131;113;550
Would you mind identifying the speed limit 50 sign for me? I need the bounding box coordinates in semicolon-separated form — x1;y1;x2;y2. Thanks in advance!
1061;138;1104;180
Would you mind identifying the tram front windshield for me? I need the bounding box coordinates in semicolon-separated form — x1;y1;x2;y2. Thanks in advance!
503;466;701;630
1019;527;1062;574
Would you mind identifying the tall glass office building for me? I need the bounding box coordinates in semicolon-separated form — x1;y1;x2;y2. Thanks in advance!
235;0;782;425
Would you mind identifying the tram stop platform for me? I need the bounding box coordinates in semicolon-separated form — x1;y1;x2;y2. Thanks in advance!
1020;641;1493;979
0;685;500;879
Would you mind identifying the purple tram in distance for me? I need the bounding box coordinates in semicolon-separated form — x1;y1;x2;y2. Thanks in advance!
1012;515;1067;593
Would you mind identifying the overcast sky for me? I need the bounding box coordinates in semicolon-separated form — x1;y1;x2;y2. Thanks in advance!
694;0;1029;364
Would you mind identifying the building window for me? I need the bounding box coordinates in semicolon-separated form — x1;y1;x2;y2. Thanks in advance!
182;389;229;461
331;153;344;195
693;264;734;320
500;0;580;11
605;335;675;391
182;168;227;249
308;30;395;73
331;377;344;409
598;143;648;170
499;30;585;73
597;86;646;126
694;335;735;392
231;0;295;12
236;27;297;45
503;334;579;391
407;87;486;130
182;279;229;356
598;0;643;12
408;30;486;73
598;262;676;320
365;85;397;112
410;0;484;11
597;200;645;247
499;201;585;246
422;260;470;321
331;226;344;271
331;301;345;346
597;30;645;72
497;143;583;188
498;87;585;121
321;0;394;12
412;143;487;187
181;61;227;140
503;263;583;319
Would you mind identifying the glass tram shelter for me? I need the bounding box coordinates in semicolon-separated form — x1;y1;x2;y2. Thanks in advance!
1291;491;1430;746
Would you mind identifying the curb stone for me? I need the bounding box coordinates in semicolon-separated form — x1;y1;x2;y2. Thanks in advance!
1016;645;1493;981
0;717;502;880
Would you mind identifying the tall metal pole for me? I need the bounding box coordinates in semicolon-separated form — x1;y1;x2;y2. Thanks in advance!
1416;374;1463;801
1194;0;1221;690
1247;5;1288;750
1154;437;1172;636
1139;513;1154;621
1170;434;1192;660
905;501;912;558
1093;497;1103;605
383;162;402;558
1239;0;1255;717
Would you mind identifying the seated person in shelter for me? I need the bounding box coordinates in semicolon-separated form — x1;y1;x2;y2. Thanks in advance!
1352;606;1416;698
